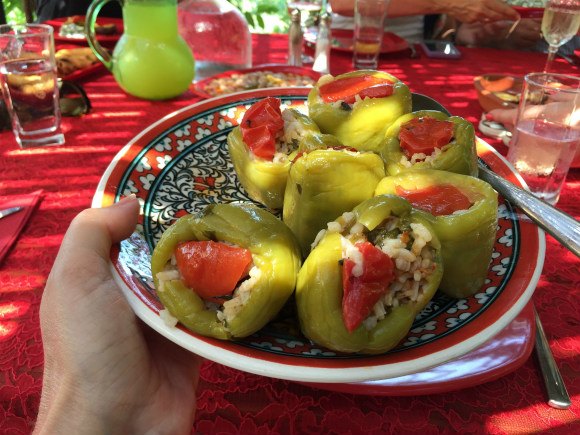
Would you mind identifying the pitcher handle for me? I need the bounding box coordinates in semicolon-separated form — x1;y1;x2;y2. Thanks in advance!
86;0;123;71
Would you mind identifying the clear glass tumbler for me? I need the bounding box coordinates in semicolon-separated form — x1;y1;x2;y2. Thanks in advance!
353;0;388;70
507;72;580;205
0;24;65;148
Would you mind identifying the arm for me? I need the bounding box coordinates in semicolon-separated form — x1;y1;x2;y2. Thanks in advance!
330;0;520;23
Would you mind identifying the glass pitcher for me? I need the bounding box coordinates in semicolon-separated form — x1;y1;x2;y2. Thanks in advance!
177;0;251;81
86;0;195;100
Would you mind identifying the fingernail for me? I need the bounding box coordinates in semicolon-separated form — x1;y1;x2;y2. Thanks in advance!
116;194;137;205
485;113;495;121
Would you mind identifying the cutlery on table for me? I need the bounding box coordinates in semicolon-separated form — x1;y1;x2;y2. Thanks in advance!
0;206;23;220
478;163;580;259
534;307;572;409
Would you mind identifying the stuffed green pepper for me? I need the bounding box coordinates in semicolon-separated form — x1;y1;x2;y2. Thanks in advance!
227;97;326;209
296;195;443;354
307;70;412;152
380;110;478;177
283;146;385;257
151;202;301;339
375;169;498;298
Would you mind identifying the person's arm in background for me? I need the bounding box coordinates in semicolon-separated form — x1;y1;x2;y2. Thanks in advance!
33;196;201;435
329;0;520;23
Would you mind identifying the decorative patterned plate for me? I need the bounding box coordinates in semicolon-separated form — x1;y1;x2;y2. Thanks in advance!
93;87;544;384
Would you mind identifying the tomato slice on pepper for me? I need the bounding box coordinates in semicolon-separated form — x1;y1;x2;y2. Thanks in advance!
240;97;284;160
396;184;473;216
342;241;395;333
175;240;253;302
319;75;394;104
398;117;454;158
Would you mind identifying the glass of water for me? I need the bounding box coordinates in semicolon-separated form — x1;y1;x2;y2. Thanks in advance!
353;0;388;70
507;73;580;205
0;24;65;148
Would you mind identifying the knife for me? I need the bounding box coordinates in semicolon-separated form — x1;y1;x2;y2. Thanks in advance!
0;206;23;220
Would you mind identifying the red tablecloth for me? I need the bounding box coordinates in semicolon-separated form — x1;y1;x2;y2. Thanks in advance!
1;34;580;434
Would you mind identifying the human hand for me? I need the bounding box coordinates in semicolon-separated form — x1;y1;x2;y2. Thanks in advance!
491;18;542;48
456;18;541;49
34;196;201;435
436;0;520;24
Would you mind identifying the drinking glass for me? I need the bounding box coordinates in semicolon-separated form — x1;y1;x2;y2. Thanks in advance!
286;0;323;64
541;0;580;72
353;0;388;70
506;73;580;205
0;24;64;147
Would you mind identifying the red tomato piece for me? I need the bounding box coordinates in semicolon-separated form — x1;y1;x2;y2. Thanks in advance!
241;125;276;160
342;241;395;333
396;184;473;216
175;240;253;302
357;83;394;101
319;75;394;104
240;97;284;160
398;117;454;158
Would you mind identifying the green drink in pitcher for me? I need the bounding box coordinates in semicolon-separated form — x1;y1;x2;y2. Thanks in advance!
87;0;194;100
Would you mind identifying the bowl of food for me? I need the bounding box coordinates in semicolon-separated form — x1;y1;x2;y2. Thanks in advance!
473;74;523;112
193;65;321;99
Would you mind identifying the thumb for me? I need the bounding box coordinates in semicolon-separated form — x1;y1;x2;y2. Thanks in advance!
60;195;140;261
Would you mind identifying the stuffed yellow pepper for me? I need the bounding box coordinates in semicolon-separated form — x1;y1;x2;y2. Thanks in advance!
283;146;385;258
307;70;412;152
375;169;498;298
296;195;443;354
380;110;478;176
227;97;326;209
151;203;301;339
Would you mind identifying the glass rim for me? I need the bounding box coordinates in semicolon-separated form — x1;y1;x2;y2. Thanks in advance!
0;23;54;37
524;72;580;93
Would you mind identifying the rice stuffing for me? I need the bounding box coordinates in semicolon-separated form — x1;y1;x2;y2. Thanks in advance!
400;144;447;167
270;109;310;163
335;214;437;330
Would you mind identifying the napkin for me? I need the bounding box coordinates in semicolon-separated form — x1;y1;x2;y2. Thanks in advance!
0;190;43;265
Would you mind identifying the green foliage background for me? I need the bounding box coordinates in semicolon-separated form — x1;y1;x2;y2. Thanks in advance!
2;0;26;23
228;0;291;33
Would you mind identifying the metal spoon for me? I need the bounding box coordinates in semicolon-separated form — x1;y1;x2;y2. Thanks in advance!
534;307;571;409
478;163;580;258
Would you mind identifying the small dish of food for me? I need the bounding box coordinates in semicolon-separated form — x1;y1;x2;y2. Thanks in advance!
55;47;105;81
473;74;523;112
46;15;122;48
194;65;321;99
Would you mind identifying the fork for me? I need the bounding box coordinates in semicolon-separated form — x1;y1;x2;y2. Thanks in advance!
534;307;571;409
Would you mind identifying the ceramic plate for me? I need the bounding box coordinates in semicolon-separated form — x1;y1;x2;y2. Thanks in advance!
193;65;322;99
304;302;535;395
93;87;545;384
304;29;409;54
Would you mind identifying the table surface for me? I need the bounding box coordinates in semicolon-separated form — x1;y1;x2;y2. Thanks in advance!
1;34;580;434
